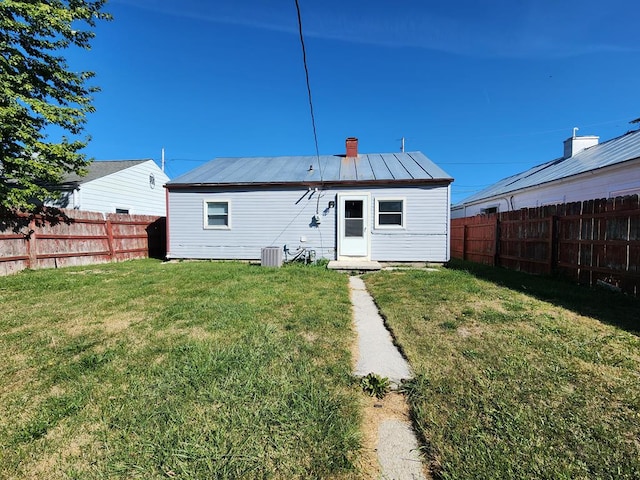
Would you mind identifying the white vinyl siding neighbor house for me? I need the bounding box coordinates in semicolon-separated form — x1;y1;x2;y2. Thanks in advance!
47;159;170;216
166;138;453;263
452;129;640;219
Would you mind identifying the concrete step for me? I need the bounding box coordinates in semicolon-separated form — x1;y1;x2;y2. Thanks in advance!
327;260;382;271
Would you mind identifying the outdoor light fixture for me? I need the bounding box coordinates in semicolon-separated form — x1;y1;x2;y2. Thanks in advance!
328;200;335;208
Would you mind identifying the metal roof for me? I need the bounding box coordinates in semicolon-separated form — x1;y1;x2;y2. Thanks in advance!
168;151;452;186
455;129;640;206
61;160;151;184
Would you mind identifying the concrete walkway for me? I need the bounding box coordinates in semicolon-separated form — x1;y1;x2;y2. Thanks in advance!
350;276;412;385
349;276;427;480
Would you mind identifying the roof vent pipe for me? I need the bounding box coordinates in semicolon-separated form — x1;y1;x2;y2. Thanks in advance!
346;137;358;157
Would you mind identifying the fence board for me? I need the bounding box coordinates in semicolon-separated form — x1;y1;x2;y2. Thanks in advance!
451;215;497;265
0;208;165;276
452;194;640;295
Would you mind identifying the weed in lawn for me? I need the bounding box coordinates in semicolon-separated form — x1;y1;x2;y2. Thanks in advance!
360;373;391;399
439;320;458;330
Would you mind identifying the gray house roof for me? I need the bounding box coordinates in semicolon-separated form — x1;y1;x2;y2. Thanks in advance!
61;160;151;185
168;151;452;187
455;129;640;206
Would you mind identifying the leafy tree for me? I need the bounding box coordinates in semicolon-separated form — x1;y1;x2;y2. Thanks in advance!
0;0;110;211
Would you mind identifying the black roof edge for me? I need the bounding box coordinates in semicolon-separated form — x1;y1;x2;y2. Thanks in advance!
164;178;454;190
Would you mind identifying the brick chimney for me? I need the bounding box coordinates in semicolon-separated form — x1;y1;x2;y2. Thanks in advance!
346;137;358;157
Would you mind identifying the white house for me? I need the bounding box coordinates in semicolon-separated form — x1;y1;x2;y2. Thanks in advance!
452;129;640;219
165;138;453;264
48;159;170;216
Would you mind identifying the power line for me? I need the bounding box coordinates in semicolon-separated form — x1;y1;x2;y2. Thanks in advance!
293;0;325;256
294;0;321;177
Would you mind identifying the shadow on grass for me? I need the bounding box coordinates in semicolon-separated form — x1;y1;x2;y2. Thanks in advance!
447;259;640;336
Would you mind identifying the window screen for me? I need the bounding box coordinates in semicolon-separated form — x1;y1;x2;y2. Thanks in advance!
377;200;403;227
206;201;229;227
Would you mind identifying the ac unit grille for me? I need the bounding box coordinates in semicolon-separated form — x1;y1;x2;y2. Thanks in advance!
261;247;283;267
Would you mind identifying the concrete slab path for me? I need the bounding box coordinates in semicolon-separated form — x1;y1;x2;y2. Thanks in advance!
350;276;412;385
378;420;428;480
348;275;427;480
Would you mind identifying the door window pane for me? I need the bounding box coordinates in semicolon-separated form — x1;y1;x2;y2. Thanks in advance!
345;200;363;219
345;219;363;237
344;200;364;237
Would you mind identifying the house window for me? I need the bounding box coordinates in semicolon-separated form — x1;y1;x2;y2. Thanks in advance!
115;208;129;214
204;200;230;229
481;206;498;215
375;199;404;228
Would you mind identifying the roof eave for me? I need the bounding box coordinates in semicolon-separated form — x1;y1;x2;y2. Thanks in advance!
165;178;454;190
453;155;640;208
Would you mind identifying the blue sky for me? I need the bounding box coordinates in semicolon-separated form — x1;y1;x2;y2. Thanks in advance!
66;0;640;204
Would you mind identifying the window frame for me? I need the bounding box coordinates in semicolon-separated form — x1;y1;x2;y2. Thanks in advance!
481;205;499;215
374;197;405;229
203;199;231;230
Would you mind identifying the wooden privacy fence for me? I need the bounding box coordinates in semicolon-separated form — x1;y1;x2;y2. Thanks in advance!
451;194;640;295
0;208;166;276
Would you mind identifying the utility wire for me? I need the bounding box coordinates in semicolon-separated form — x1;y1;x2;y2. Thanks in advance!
294;0;321;177
294;0;325;257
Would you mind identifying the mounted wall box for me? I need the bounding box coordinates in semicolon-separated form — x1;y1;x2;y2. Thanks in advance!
261;247;283;267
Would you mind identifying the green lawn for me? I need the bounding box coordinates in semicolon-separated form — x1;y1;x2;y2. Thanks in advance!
364;260;640;480
0;260;361;479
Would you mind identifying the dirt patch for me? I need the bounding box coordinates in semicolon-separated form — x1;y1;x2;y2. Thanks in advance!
22;423;104;480
457;324;484;338
155;325;221;343
58;311;134;338
101;314;132;334
301;331;318;343
66;269;112;275
0;365;39;402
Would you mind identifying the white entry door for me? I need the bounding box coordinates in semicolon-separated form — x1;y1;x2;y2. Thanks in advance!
338;193;370;258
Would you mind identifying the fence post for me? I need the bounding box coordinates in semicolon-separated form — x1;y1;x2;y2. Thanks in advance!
462;224;467;260
549;215;558;275
27;218;37;269
493;216;500;266
105;218;115;258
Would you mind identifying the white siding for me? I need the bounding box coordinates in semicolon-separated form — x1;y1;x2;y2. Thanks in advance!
168;184;450;262
79;161;169;215
453;160;640;218
369;186;450;261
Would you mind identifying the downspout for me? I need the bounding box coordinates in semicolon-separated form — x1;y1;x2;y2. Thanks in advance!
503;195;514;212
446;183;451;261
164;186;170;259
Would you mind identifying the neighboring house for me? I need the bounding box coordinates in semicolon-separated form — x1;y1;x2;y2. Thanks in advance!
165;138;453;263
452;129;640;219
47;159;170;216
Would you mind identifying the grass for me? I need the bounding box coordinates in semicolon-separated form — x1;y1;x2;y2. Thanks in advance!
0;260;361;479
364;260;640;480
